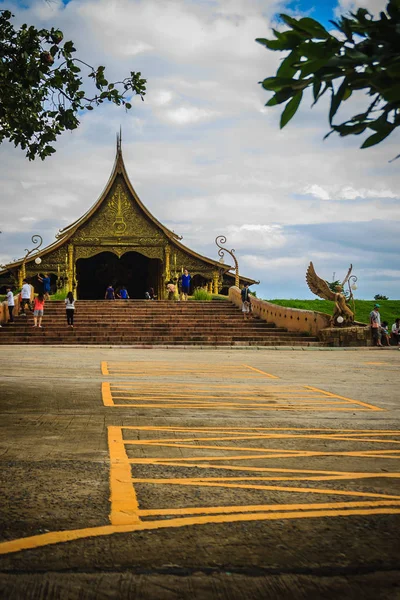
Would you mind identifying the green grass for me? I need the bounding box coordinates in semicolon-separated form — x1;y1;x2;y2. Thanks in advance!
191;289;213;301
266;299;400;326
48;291;68;300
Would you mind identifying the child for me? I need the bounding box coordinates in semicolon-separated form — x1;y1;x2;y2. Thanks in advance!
33;293;45;328
380;321;390;346
65;291;75;327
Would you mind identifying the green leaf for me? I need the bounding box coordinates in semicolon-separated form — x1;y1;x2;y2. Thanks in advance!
329;79;348;123
361;127;394;148
277;52;299;78
280;91;303;128
296;17;330;39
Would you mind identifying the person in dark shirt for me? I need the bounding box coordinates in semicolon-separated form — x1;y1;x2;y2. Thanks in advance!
118;286;129;299
181;269;191;301
105;285;115;300
38;273;51;299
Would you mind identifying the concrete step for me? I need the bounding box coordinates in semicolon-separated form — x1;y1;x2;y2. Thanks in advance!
0;300;325;347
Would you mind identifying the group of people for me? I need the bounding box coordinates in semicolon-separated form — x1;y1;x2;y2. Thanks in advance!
369;304;400;348
104;285;130;300
166;269;192;301
0;279;76;329
104;284;156;300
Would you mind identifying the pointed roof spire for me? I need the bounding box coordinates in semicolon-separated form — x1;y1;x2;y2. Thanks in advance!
116;127;122;155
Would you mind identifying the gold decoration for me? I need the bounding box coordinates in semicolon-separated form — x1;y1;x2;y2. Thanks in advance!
108;184;129;234
306;262;354;326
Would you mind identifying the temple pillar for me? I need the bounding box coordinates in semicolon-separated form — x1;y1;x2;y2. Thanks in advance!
164;245;171;299
212;270;219;295
67;244;74;293
18;266;24;289
207;281;213;294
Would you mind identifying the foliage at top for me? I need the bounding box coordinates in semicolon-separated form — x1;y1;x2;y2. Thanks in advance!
374;293;389;300
257;0;400;153
0;10;146;160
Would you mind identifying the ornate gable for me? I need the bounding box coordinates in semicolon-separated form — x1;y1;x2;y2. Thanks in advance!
71;176;166;246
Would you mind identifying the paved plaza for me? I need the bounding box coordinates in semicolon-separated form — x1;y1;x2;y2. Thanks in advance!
0;346;399;599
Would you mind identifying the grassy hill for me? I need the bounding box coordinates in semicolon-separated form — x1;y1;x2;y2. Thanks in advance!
266;299;400;326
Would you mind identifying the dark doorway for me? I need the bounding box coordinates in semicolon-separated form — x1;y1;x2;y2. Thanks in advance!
76;251;160;299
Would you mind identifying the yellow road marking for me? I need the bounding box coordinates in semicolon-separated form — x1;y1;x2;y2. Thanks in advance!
304;385;383;411
108;427;140;525
101;361;109;375
242;364;279;379
1;425;399;556
101;382;113;406
2;507;400;556
138;499;400;517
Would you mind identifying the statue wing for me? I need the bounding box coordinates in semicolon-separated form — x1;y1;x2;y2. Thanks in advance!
306;262;336;301
341;264;353;288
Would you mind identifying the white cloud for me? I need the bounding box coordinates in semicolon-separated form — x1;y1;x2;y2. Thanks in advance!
164;106;218;125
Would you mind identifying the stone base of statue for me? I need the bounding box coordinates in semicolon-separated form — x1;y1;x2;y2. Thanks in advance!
319;325;371;347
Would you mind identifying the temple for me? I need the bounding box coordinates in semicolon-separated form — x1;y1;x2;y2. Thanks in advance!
0;135;256;299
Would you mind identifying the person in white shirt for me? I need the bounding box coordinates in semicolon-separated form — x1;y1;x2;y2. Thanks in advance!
391;318;400;346
19;279;33;315
6;287;15;323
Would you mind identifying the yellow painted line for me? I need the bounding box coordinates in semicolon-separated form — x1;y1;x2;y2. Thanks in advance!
110;403;371;411
365;362;386;365
101;382;114;406
108;427;140;525
145;460;393;474
2;507;400;556
243;364;279;379
128;449;400;463
128;478;400;500
133;473;400;483
121;426;400;433
138;499;400;517
304;385;383;411
101;361;109;375
124;433;400;445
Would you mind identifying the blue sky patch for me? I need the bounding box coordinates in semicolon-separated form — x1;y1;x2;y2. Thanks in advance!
281;0;337;27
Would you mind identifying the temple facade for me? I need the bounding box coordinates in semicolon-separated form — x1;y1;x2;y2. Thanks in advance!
0;137;256;299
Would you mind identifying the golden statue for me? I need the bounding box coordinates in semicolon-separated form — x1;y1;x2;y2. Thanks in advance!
306;262;354;326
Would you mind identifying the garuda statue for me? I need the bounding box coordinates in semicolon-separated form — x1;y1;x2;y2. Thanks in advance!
306;262;354;326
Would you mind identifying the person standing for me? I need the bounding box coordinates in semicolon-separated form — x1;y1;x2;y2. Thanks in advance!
181;269;191;301
38;273;51;299
117;286;129;299
19;279;32;315
370;303;382;347
33;293;45;327
105;284;115;300
65;291;75;328
6;287;15;323
241;283;252;320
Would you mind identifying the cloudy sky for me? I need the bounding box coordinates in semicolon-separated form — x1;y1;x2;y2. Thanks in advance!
0;0;399;299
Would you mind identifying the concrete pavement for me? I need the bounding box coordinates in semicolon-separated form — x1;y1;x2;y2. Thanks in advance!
0;347;399;599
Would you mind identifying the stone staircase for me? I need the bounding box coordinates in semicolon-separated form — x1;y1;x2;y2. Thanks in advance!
0;300;325;347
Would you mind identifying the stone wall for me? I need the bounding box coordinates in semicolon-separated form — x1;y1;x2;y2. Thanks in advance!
319;325;372;347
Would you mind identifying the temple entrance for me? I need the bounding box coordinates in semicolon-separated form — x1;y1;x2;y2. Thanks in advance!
76;251;161;299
